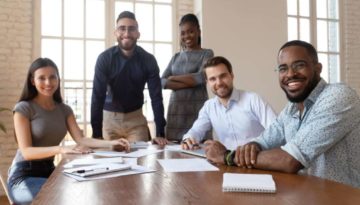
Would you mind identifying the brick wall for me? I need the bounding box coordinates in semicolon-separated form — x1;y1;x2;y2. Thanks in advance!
0;0;32;196
0;0;359;197
343;0;360;93
0;0;194;197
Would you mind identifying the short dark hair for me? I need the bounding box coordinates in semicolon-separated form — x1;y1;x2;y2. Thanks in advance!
19;57;62;103
116;11;137;23
279;40;319;63
203;56;233;79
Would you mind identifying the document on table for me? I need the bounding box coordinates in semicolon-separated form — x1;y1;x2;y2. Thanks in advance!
63;157;125;168
63;164;156;182
63;163;132;177
92;149;163;158
165;145;206;158
130;141;150;149
157;158;219;172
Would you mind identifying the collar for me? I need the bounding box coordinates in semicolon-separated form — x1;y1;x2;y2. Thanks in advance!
215;89;241;107
289;78;327;115
112;45;139;58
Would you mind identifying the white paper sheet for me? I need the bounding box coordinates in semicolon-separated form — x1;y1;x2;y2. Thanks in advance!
130;141;150;149
63;163;132;177
92;149;163;158
165;145;206;158
157;158;219;172
63;165;156;181
63;157;125;168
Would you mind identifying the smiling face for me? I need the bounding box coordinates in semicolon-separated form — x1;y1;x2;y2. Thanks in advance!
278;46;322;103
180;22;200;50
115;18;140;53
205;63;234;100
31;66;59;98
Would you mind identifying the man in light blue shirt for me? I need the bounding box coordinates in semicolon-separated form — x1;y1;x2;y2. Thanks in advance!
181;56;276;151
208;40;360;188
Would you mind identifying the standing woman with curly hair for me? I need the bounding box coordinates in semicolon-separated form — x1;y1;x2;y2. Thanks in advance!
161;13;214;142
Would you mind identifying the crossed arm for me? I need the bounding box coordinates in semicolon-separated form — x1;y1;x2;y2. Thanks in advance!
204;140;303;174
164;74;197;90
233;142;303;173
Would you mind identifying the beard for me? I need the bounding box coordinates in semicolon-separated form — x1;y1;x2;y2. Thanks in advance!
118;38;137;51
214;85;233;99
282;74;320;103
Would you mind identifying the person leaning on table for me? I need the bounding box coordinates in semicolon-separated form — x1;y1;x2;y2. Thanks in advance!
206;40;360;188
181;56;277;151
91;11;167;146
7;58;130;205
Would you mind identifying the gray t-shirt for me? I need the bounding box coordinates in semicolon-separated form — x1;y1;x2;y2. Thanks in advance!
12;101;73;163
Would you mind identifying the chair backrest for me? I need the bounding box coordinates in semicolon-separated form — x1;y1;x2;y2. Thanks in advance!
0;171;14;205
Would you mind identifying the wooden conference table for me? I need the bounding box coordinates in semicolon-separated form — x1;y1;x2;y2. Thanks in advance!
32;146;360;205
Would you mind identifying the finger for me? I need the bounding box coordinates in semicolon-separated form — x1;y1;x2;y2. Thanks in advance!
204;140;214;145
234;147;240;166
117;140;130;152
69;149;83;154
119;138;130;147
204;140;213;146
204;143;211;153
158;139;166;147
181;142;188;150
188;138;198;149
183;139;193;149
244;145;252;168
250;144;258;165
238;146;246;167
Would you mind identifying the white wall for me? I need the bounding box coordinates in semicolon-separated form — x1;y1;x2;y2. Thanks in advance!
200;0;288;112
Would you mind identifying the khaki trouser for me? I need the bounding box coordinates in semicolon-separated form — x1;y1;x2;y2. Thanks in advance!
102;109;150;142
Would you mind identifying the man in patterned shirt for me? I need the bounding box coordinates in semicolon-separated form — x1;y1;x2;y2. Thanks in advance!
206;40;360;188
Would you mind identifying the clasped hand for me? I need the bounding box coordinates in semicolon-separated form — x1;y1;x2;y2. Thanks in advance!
234;142;261;168
110;138;131;152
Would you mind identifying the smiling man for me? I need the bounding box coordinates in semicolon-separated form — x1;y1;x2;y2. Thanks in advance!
222;40;360;188
181;56;276;153
91;11;167;146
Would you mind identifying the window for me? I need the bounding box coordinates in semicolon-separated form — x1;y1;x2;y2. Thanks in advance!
287;0;340;83
37;0;174;138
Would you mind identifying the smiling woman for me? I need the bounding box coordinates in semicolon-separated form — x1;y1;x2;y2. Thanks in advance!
161;13;214;142
7;58;130;204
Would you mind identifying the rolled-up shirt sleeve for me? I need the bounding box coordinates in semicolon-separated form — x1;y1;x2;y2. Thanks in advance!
280;86;360;168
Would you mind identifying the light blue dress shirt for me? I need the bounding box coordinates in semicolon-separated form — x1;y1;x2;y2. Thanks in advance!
254;79;360;188
183;89;277;150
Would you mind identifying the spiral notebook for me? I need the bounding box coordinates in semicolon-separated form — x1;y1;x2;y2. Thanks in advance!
222;173;276;193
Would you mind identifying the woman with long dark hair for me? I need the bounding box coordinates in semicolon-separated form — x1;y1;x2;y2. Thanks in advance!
7;58;130;204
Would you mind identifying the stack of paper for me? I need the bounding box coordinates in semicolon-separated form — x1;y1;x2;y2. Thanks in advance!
63;163;131;177
62;157;155;181
63;157;124;168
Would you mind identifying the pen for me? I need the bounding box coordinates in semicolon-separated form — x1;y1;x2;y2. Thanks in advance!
191;143;200;149
74;167;109;174
182;139;200;150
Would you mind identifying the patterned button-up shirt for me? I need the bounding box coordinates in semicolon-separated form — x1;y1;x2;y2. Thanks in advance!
254;79;360;188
